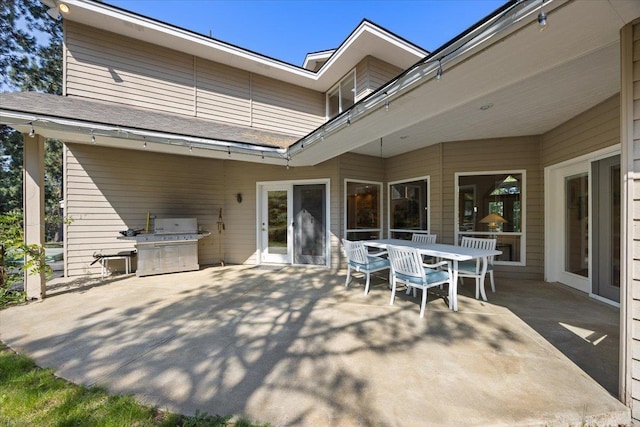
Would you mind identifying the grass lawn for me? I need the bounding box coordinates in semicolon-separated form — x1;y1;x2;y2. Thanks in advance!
0;342;266;427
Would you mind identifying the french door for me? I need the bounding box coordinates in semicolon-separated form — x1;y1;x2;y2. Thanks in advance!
546;153;621;303
259;181;328;266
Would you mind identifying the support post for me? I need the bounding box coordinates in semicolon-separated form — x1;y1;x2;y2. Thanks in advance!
23;133;46;299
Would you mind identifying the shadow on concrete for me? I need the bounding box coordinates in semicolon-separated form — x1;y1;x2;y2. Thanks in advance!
0;266;627;426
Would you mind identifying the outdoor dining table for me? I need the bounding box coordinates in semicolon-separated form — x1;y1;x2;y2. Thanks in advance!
362;239;502;311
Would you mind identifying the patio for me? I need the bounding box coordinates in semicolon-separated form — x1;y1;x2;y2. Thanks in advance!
0;266;627;426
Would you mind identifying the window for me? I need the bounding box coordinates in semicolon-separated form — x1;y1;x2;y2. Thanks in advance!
388;178;429;240
456;171;525;265
327;72;355;119
345;180;381;240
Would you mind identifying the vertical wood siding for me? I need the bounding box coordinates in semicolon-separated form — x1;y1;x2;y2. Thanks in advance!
65;144;224;276
63;22;325;138
355;56;402;100
541;95;620;167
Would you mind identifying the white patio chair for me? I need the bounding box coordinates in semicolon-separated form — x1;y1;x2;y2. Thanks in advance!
458;236;497;299
342;238;390;295
387;245;452;318
411;233;437;244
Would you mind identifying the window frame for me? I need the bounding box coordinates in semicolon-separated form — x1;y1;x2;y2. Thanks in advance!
327;70;356;119
344;179;383;241
387;176;431;239
455;170;526;266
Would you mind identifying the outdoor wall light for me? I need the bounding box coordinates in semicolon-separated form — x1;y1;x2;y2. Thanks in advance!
236;193;243;203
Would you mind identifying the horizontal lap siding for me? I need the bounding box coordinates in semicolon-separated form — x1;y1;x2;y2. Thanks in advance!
65;22;194;115
252;75;325;136
338;153;385;267
64;22;324;138
541;95;620;167
223;159;340;267
65;143;224;276
196;59;251;126
355;56;402;100
442;137;542;280
385;145;442;238
630;21;640;420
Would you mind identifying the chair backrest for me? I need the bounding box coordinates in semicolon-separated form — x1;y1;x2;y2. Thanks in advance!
387;245;425;280
341;239;369;265
460;236;497;263
411;233;437;244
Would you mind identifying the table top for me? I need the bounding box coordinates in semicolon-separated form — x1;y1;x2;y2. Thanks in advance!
362;239;502;261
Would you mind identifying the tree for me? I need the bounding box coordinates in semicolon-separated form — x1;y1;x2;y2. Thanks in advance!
1;0;63;242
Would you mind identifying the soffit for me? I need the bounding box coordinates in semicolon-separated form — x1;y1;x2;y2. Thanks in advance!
57;1;427;92
291;0;639;164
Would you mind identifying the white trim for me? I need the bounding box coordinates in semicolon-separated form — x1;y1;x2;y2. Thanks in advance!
256;178;331;267
543;146;622;293
386;175;431;237
589;292;621;309
326;70;357;120
344;179;383;240
454;170;526;266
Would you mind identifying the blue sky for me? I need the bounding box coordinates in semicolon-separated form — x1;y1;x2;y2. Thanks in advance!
107;1;507;66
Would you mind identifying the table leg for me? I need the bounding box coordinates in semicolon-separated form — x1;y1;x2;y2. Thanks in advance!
451;260;458;311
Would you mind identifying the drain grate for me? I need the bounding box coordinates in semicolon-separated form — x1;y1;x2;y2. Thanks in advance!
251;265;285;271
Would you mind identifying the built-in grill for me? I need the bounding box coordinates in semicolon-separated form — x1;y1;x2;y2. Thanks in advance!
134;218;209;277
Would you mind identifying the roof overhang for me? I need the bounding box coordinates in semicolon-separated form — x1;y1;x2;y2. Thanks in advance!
287;0;640;166
52;1;427;92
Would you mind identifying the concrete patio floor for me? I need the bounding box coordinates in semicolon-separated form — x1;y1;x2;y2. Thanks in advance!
0;265;628;426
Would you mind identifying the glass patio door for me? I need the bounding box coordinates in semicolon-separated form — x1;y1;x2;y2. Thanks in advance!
260;186;292;264
260;182;328;266
562;171;590;290
592;155;621;303
293;184;326;265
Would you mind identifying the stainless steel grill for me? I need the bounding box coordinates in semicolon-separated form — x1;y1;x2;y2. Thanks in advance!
135;218;209;277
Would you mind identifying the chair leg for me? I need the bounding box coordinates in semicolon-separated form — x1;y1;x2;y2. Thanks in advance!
364;272;371;295
420;288;428;318
475;278;480;299
390;278;397;305
489;271;495;292
345;266;352;288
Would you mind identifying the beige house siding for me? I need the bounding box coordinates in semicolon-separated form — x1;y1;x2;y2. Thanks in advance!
355;56;403;100
64;144;224;276
541;95;620;167
251;74;325;136
64;22;325;137
441;137;543;280
339;153;386;237
195;58;252;126
385;144;443;238
65;22;195;116
622;19;640;419
222;158;341;267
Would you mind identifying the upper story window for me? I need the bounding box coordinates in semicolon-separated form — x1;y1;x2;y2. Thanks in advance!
327;72;355;119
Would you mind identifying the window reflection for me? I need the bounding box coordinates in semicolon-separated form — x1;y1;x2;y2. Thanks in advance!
389;179;429;239
457;173;524;264
346;181;380;240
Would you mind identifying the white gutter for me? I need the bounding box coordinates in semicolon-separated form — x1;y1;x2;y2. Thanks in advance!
1;110;288;160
